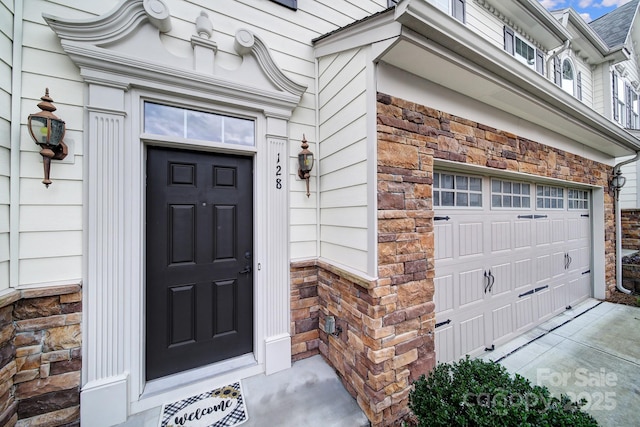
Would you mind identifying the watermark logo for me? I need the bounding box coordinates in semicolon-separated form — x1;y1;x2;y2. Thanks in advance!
536;367;617;411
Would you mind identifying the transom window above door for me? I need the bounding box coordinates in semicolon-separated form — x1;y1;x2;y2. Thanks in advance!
144;102;255;146
433;172;482;207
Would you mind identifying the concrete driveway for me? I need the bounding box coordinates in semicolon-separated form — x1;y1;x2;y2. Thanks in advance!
482;299;640;426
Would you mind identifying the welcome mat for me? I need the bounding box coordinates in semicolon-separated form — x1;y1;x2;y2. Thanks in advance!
158;382;248;427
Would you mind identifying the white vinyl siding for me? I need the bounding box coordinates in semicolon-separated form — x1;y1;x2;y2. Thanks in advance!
167;0;385;261
620;161;638;209
592;64;608;117
14;0;388;284
465;1;506;49
318;47;369;273
16;1;96;286
0;0;12;291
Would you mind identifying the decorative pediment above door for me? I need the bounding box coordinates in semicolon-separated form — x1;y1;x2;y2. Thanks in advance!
44;0;306;116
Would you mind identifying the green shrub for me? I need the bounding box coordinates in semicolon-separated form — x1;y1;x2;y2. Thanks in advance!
409;356;598;426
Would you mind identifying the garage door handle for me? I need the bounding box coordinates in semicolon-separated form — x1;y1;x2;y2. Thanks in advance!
484;271;490;293
483;270;496;293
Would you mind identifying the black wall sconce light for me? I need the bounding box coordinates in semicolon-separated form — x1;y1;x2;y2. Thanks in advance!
297;134;314;197
28;88;68;188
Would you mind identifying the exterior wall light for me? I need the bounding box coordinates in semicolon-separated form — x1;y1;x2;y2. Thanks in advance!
297;134;314;197
611;169;626;192
28;88;68;187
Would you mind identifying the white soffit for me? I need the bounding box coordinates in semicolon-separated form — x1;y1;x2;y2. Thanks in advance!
388;0;640;157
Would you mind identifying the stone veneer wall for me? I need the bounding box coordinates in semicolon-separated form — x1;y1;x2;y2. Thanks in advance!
621;209;640;250
377;93;616;297
291;260;321;361
0;285;82;427
290;93;617;427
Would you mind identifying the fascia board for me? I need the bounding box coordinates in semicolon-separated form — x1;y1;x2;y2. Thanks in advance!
313;11;400;58
392;6;640;154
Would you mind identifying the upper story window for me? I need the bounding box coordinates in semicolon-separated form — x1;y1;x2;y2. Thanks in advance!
427;0;465;22
630;90;639;129
504;27;544;75
576;71;583;101
612;72;640;129
562;59;574;95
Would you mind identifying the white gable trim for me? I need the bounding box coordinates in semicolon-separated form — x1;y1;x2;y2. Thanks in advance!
45;1;306;425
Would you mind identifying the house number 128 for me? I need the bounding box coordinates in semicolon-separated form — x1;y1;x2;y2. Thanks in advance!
275;153;282;189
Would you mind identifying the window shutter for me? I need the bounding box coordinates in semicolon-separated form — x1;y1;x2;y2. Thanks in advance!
612;72;619;121
453;0;465;22
576;71;582;100
626;83;632;127
270;0;297;10
504;27;514;55
535;49;544;75
553;57;561;85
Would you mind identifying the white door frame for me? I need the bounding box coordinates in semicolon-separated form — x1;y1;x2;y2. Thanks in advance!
44;3;306;425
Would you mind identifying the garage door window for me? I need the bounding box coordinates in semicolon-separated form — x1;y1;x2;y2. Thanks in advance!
491;179;531;208
434;172;482;207
536;185;564;209
568;189;589;210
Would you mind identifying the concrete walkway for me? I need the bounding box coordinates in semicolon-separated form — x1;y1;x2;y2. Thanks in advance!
117;355;368;427
481;299;640;427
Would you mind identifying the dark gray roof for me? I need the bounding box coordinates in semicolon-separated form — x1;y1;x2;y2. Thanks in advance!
589;0;639;48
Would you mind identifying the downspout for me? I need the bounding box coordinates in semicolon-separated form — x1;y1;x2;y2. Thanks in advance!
612;152;640;294
548;40;570;80
548;40;570;62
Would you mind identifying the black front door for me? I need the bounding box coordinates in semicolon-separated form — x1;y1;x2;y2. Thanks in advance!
146;146;253;381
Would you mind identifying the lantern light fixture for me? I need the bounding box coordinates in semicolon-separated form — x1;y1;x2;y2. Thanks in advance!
611;168;626;192
28;88;68;187
297;134;314;197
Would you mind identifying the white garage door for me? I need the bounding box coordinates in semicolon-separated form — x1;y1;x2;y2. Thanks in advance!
433;171;592;363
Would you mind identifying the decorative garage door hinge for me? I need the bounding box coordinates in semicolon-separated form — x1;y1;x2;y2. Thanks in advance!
435;319;451;328
434;216;451;221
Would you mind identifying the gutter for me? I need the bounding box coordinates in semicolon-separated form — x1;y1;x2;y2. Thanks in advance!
612;153;640;294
